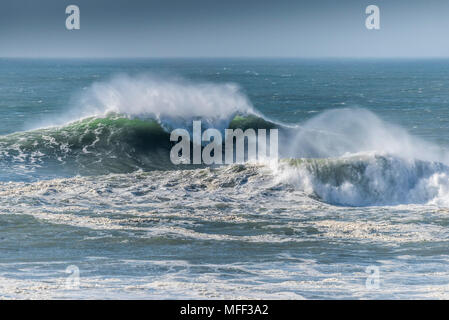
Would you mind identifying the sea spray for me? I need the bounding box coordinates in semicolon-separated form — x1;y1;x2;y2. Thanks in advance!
75;74;259;132
288;108;449;163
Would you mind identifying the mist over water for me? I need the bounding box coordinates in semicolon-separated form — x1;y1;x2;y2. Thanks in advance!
290;108;449;163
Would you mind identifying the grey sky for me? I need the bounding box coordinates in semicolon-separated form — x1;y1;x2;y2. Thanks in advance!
0;0;448;58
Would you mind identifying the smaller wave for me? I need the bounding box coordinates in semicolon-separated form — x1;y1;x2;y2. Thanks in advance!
278;154;449;207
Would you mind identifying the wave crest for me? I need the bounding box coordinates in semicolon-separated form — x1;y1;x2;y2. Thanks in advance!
73;74;258;131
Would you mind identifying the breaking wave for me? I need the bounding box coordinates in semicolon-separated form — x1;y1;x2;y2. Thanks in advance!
279;155;449;206
0;75;274;177
1;75;449;207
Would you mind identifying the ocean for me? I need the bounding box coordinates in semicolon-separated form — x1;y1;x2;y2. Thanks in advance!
1;58;449;299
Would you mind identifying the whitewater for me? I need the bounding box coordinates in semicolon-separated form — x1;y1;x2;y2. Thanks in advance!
1;58;449;299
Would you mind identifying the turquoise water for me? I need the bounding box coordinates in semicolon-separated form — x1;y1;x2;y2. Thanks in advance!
1;58;449;299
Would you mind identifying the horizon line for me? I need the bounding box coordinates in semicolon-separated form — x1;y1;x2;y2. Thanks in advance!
2;56;449;60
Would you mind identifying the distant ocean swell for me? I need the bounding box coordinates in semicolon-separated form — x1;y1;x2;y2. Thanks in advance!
1;75;449;207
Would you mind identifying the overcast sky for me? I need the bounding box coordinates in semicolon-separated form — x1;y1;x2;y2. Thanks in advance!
0;0;448;58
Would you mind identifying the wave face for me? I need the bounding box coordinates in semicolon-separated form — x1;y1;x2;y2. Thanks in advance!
2;75;449;207
0;115;174;177
0;112;277;178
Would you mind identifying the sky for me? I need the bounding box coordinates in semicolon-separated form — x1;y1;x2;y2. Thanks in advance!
0;0;448;58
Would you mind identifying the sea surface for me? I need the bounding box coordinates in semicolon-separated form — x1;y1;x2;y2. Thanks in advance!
1;58;449;299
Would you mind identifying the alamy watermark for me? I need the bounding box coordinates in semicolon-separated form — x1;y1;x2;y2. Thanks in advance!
169;121;278;165
65;265;80;289
365;265;380;289
65;5;80;30
64;5;380;31
366;5;380;30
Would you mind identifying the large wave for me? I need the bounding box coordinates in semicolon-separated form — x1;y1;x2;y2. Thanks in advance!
0;76;272;178
2;75;449;207
0;112;275;178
